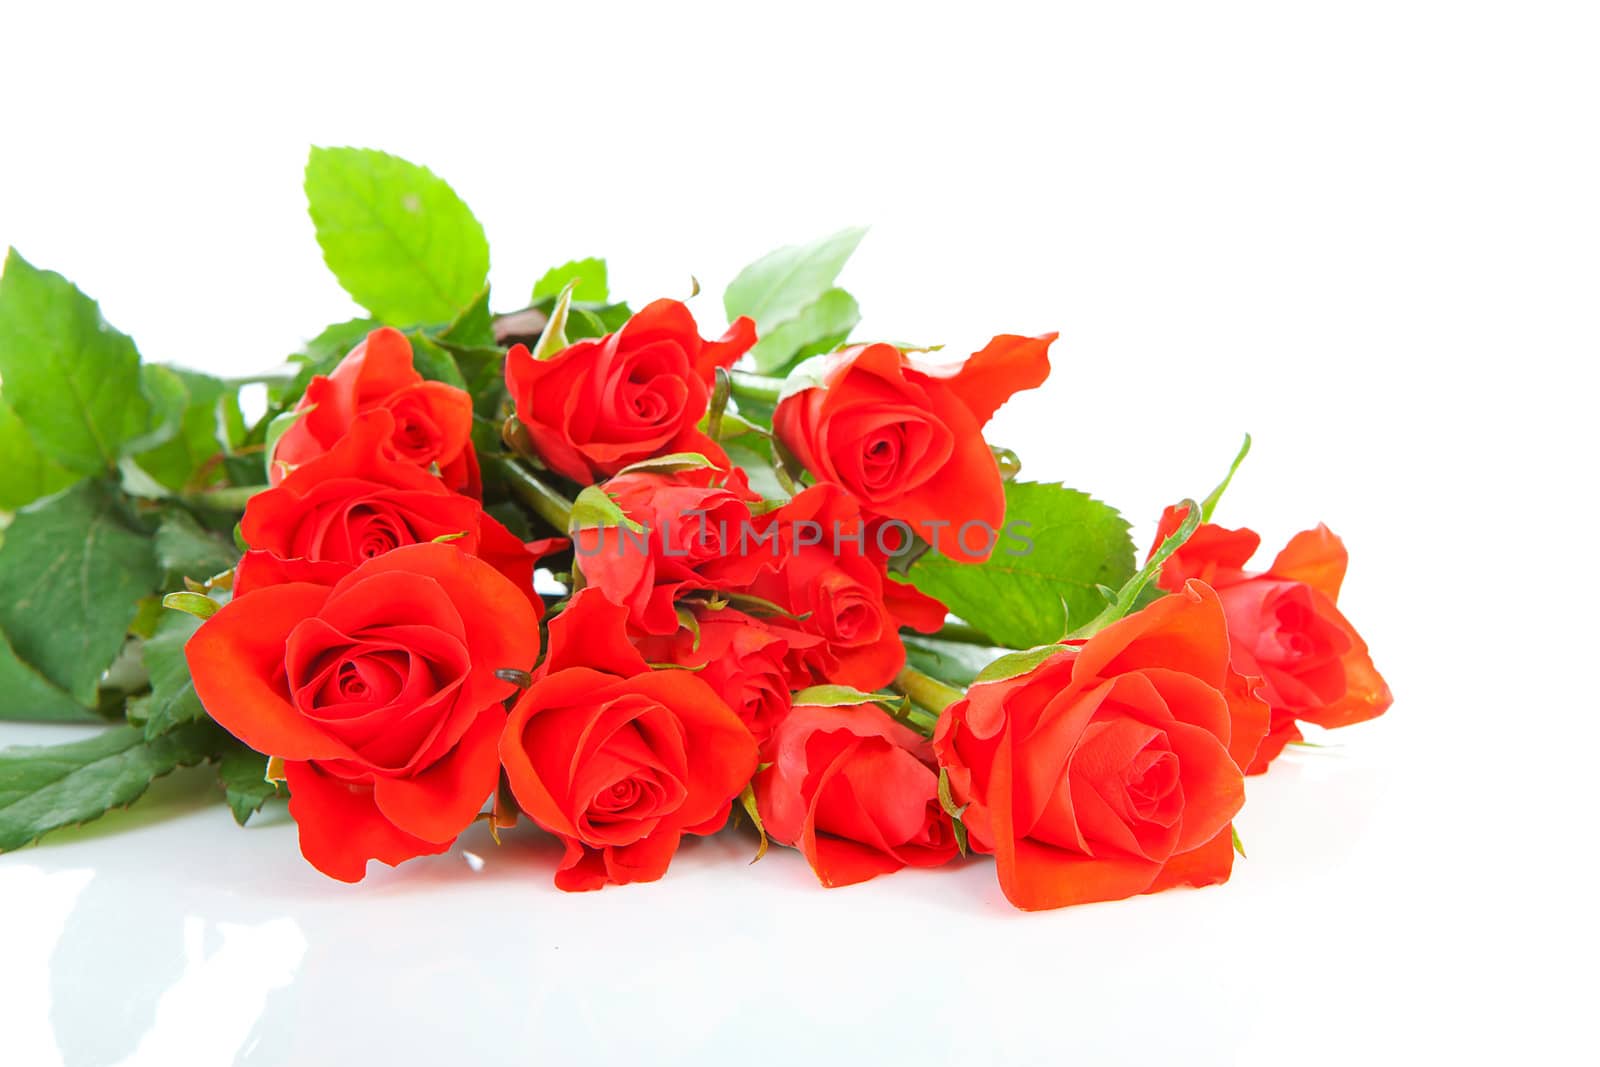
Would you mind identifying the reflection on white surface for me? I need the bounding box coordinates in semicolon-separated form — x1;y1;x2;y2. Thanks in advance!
0;857;307;1067
0;867;94;1067
108;918;306;1067
0;707;1580;1064
0;744;1386;1064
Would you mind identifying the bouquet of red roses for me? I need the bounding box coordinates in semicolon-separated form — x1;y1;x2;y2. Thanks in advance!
0;148;1391;910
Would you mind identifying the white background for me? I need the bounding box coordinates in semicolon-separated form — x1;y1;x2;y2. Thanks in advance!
1;2;1595;1064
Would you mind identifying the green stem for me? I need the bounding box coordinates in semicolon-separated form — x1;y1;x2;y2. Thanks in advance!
893;666;965;717
933;621;998;646
727;370;785;406
494;457;574;531
896;700;942;736
184;485;266;512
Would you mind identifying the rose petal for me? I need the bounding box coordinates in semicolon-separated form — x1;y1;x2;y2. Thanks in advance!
285;760;449;882
1073;579;1231;691
1163;721;1246;852
1145;823;1236;894
372;706;506;843
1267;524;1348;600
186;583;353;761
934;331;1055;428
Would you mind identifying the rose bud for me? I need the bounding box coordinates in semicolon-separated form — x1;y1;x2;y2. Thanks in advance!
186;543;540;881
235;411;560;611
1150;506;1393;772
934;581;1270;910
743;484;940;692
504;299;755;485
755;702;958;887
634;605;819;751
499;590;758;892
270;326;480;496
773;333;1054;563
574;464;770;635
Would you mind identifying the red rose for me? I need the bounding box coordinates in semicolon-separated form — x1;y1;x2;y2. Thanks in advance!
236;411;559;609
504;299;755;485
743;484;940;691
634;605;818;751
933;581;1270;910
499;591;758;891
271;327;480;496
1151;506;1392;772
573;464;769;634
186;543;541;881
772;334;1054;563
755;702;958;887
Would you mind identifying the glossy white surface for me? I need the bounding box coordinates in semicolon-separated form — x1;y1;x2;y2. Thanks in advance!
0;721;1431;1066
1;2;1593;1063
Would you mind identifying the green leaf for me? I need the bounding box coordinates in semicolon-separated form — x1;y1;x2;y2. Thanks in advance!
721;439;788;501
304;316;379;363
908;482;1135;649
900;632;1006;689
0;481;158;704
0;720;224;851
154;510;238;587
1067;497;1201;640
128;596;164;640
528;295;632;342
438;285;495;348
565;306;608;340
737;782;770;863
0;627;97;722
613;452;714;477
592;301;633;332
125;362;189;458
262;407;308;482
161;591;219;620
217;743;280;826
0;397;78;511
451;347;508;417
1128;582;1169;613
724;227;866;334
1201;433;1252;522
131;368;231;492
568;484;645;533
790;684;907;710
407;332;467;389
533;258;608;303
304;146;490;325
0;250;156;473
746;287;860;374
973;644;1071;684
530;281;576;362
140;610;205;738
936;767;970;857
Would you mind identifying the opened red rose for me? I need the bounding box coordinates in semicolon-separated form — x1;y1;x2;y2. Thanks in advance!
933;581;1269;910
186;543;540;881
772;334;1054;563
236;411;558;608
504;299;755;485
1151;506;1392;772
634;605;817;751
743;484;943;692
755;702;958;887
573;463;770;634
270;326;480;496
499;590;758;891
